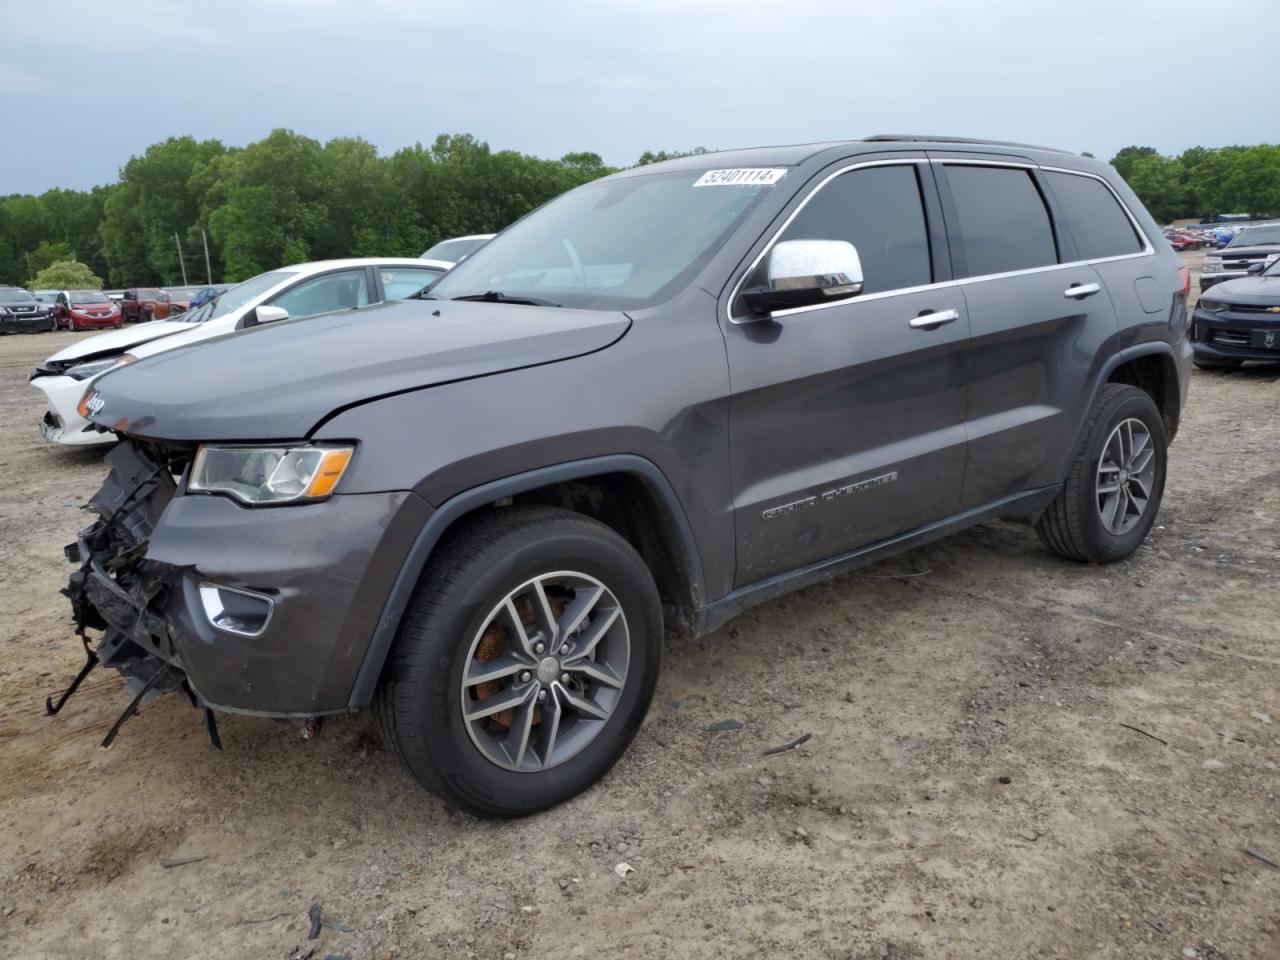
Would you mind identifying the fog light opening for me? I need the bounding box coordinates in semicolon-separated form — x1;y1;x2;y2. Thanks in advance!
198;583;274;638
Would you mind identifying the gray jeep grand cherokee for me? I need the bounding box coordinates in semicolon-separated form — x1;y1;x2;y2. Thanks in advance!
57;135;1191;817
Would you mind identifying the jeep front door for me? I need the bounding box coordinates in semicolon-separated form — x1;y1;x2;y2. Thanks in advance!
723;158;970;586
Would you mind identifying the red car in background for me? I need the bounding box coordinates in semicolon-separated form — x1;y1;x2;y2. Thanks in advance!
119;287;172;322
53;290;123;330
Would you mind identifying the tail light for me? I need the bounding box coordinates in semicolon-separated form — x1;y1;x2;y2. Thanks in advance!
1178;266;1191;298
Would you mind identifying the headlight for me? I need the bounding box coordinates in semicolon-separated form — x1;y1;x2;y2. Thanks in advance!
1203;258;1223;270
65;353;135;381
1198;299;1228;314
189;444;355;504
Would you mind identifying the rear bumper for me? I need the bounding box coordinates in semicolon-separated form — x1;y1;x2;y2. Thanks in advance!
68;442;433;716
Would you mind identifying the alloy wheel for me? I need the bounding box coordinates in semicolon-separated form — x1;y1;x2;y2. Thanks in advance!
459;571;629;773
1096;417;1156;536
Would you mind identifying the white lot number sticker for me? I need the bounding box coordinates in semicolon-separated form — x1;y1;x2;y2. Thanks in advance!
693;168;787;187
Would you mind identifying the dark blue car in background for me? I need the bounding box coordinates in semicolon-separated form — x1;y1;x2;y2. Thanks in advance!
190;284;231;308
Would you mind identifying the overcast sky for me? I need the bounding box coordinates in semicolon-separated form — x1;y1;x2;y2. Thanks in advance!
1;0;1276;195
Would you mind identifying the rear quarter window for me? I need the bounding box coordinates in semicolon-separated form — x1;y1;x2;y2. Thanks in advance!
1044;171;1144;260
942;165;1058;278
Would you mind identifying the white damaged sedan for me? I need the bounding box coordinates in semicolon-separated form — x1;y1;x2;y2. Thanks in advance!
30;257;451;445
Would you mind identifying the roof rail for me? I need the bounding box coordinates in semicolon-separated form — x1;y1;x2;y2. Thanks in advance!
863;134;1073;155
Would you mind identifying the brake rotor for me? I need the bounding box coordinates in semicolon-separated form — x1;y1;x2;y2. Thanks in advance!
470;592;568;729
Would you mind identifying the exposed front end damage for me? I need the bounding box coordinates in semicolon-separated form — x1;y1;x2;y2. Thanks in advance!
54;440;217;744
49;437;432;747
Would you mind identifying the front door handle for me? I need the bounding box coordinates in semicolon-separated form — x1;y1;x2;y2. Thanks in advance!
1064;282;1101;299
909;308;960;330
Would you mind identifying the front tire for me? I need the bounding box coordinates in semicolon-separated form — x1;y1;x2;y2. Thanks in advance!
374;506;663;818
1036;384;1167;563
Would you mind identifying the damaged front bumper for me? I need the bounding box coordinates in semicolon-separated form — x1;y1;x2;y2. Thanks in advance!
52;440;431;744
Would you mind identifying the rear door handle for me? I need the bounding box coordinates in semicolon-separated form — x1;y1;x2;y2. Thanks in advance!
1064;282;1101;299
908;308;960;330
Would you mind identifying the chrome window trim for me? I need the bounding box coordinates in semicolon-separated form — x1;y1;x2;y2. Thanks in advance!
726;157;1157;326
725;158;930;324
762;279;963;320
927;157;1037;169
956;260;1085;287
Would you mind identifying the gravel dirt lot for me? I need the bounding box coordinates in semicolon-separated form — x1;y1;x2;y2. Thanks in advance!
1;250;1277;960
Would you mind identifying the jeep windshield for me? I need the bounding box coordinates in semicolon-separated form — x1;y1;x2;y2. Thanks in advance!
428;169;783;310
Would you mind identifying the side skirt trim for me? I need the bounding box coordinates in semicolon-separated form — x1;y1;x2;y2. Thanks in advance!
694;486;1059;636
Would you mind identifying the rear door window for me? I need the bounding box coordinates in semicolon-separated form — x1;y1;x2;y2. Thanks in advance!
1044;171;1144;260
762;164;932;295
942;165;1058;277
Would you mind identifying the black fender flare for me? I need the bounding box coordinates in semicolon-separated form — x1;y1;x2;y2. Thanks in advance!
1068;340;1184;458
346;454;704;708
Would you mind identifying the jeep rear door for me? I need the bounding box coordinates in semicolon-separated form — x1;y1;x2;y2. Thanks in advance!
722;155;971;585
929;155;1119;510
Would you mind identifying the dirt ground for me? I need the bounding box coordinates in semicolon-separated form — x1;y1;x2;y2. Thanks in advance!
1;250;1277;960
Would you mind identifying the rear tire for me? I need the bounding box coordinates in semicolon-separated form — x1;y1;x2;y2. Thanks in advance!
374;506;663;818
1036;384;1167;564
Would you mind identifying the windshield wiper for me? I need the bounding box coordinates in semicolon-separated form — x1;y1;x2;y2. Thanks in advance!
452;290;561;308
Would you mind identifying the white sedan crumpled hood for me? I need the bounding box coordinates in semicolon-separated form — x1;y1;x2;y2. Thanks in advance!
43;320;193;364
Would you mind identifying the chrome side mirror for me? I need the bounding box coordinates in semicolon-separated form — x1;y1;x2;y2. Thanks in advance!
742;239;864;316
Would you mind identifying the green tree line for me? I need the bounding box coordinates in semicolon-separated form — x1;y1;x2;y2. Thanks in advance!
0;131;645;287
1112;144;1280;225
6;132;1273;288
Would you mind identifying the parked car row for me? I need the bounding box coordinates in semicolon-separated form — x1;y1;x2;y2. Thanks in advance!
6;239;477;337
1165;231;1212;250
1198;223;1280;291
2;283;244;335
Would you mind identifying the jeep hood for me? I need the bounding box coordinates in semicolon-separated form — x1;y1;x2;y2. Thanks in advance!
86;298;632;441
